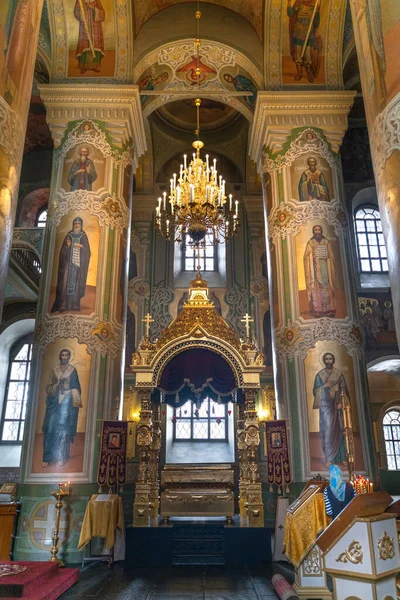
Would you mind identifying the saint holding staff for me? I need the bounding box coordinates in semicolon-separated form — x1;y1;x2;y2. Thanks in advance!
74;0;105;74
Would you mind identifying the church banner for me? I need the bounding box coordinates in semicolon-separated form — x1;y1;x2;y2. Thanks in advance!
265;420;291;492
97;421;128;491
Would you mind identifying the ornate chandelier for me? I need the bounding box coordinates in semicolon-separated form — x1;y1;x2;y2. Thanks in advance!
155;9;239;247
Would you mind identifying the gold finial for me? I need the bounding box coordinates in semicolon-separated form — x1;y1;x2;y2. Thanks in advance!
196;10;201;18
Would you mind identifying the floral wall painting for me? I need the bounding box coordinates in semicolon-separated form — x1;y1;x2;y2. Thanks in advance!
305;340;364;473
283;0;327;85
295;220;346;320
31;338;92;475
66;0;116;78
48;210;100;316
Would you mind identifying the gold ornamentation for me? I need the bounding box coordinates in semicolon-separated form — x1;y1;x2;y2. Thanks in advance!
336;540;363;564
303;546;321;576
377;531;395;561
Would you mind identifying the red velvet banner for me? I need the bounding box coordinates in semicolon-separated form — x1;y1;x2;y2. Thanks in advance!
97;421;127;491
265;420;291;492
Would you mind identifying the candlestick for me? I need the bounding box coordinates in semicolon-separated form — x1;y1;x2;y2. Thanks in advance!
229;194;232;212
163;191;167;210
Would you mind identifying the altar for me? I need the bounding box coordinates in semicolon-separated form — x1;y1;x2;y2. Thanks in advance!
129;270;266;531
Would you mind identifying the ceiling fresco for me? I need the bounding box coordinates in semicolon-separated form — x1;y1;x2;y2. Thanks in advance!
133;0;264;40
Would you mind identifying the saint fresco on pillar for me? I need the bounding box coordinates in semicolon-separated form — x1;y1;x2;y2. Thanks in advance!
67;146;98;191
67;0;116;77
284;0;325;85
31;339;91;476
290;153;333;203
48;211;100;316
63;144;105;193
295;220;346;319
305;341;364;474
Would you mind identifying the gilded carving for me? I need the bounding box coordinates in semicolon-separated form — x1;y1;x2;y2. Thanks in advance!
0;97;23;168
377;531;395;561
303;545;321;576
336;540;363;564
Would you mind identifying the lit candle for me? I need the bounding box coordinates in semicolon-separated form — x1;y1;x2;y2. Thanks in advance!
171;200;174;214
193;152;196;163
229;194;232;211
206;154;209;171
173;173;177;188
166;219;169;234
180;165;183;180
184;154;187;170
219;175;222;188
235;200;238;216
156;206;160;217
163;191;167;210
213;158;217;171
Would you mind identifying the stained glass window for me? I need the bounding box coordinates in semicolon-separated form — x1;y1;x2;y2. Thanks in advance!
355;206;388;272
173;397;227;441
1;338;33;443
183;232;216;272
383;410;400;470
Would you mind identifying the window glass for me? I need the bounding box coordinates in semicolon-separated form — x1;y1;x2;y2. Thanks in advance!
1;340;33;443
355;207;387;273
173;397;228;441
36;208;47;228
383;410;400;470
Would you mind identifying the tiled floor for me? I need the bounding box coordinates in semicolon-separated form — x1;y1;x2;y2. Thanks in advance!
60;563;279;600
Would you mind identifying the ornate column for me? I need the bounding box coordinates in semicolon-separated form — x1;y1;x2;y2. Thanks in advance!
349;1;400;343
237;403;249;522
149;401;161;522
244;389;264;526
133;389;153;527
0;0;44;318
249;92;377;483
15;86;145;561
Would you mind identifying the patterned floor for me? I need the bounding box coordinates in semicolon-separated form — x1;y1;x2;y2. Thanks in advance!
60;562;279;600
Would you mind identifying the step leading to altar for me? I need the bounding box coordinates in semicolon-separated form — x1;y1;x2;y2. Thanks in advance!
125;518;272;568
0;562;79;599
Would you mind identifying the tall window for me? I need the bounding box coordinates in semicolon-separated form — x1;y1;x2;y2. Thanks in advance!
36;208;47;228
0;338;33;443
355;206;388;272
383;409;400;470
183;233;216;272
174;398;227;441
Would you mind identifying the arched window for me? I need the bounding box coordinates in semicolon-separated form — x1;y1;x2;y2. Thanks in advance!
0;337;33;443
36;208;47;228
183;232;216;272
174;398;227;441
383;409;400;470
354;206;387;272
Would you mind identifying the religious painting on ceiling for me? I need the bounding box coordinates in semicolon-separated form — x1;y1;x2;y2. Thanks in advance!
295;220;346;320
62;143;106;192
135;41;261;120
282;0;327;86
305;340;364;473
31;338;92;475
48;210;100;316
66;0;116;78
380;1;400;104
0;0;42;108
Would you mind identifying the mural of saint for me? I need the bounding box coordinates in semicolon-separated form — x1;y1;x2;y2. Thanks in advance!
74;0;105;74
287;0;322;83
298;157;330;202
312;352;348;467
223;73;257;111
42;349;82;468
303;224;336;317
138;71;169;105
67;147;97;191
51;217;91;313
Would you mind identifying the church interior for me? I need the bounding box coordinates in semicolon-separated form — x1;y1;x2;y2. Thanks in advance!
0;0;400;598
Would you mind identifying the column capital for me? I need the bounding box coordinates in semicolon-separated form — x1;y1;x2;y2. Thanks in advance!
38;84;146;163
249;91;356;172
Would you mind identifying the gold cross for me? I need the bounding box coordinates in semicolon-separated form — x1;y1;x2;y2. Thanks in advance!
142;313;154;338
241;313;254;339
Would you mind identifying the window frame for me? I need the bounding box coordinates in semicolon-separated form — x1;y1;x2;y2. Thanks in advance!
354;205;388;274
383;408;400;471
173;397;228;442
36;207;48;228
0;335;33;445
182;232;218;273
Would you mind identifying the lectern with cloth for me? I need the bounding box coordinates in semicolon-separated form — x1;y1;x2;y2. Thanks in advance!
317;491;400;600
78;494;125;564
283;483;332;599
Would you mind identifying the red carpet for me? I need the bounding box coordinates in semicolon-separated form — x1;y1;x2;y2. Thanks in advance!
0;562;78;599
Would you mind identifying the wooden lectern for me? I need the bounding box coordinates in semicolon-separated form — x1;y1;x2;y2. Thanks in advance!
317;491;400;600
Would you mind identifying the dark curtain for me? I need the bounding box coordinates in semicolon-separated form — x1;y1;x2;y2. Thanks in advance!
158;349;237;407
